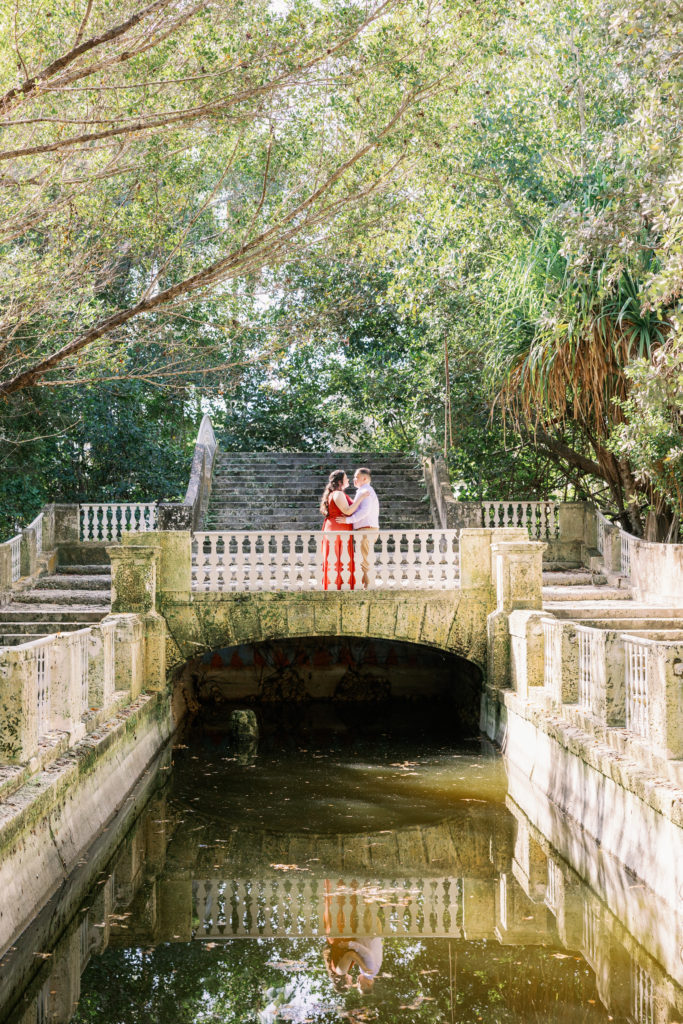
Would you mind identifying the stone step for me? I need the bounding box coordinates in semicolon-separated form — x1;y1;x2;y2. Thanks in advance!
0;608;105;623
10;589;111;606
542;571;608;586
200;520;436;528
208;499;427;508
215;453;416;463
0;620;97;636
542;586;633;603
56;564;111;575
564;617;683;631
547;603;683;620
34;574;112;591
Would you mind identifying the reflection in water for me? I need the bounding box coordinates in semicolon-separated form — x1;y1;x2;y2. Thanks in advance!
1;709;682;1024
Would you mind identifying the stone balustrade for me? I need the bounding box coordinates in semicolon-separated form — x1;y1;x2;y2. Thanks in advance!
79;502;157;542
532;616;683;761
0;613;151;764
192;528;461;593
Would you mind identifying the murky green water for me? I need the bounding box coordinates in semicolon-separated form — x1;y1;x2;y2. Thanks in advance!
2;704;681;1023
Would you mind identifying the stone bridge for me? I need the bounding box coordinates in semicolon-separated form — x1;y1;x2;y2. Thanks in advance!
105;525;543;692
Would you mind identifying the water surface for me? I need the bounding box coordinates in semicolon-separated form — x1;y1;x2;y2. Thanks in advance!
3;704;681;1023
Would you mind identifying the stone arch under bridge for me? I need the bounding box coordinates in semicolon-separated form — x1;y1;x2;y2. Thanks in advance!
161;589;490;674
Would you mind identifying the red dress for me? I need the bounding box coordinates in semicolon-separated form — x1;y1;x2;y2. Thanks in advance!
322;492;356;590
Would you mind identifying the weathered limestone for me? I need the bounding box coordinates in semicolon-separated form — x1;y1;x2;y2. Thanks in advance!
158;414;217;532
0;694;172;959
52;504;80;545
0;643;39;763
487;537;544;690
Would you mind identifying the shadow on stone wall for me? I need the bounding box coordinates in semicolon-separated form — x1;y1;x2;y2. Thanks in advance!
172;635;483;736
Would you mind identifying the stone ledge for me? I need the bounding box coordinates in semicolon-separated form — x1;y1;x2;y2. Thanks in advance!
0;691;173;956
489;685;683;827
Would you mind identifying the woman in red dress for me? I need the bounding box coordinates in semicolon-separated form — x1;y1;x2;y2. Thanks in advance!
320;470;356;590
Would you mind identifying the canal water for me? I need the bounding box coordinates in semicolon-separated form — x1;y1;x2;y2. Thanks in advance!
1;702;681;1023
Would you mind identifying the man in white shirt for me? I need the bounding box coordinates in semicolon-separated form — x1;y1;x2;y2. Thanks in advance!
343;467;379;588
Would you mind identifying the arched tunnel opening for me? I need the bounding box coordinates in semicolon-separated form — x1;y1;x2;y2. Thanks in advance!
172;636;483;749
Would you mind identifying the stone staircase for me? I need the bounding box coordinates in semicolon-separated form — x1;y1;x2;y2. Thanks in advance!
0;563;111;646
202;452;435;531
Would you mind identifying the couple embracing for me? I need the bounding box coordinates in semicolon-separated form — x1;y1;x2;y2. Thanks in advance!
320;467;379;591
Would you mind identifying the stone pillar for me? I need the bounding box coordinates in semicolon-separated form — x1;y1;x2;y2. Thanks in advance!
107;542;158;615
53;504;80;544
508;610;547;697
88;620;115;710
649;642;683;760
50;634;85;744
20;524;38;578
459;528;494;593
594;630;626;727
108;614;144;698
158;879;193;942
556;502;590;564
511;818;547;901
106;539;167;694
601;522;622;574
0;646;38;763
158;530;192;599
157;502;193;531
461;878;496;940
487;539;544;689
0;543;12;607
45;926;82;1024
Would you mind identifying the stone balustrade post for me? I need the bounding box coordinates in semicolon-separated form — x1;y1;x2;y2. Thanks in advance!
109;613;144;698
459;528;495;593
487;539;545;689
106;536;166;693
0;544;12;606
88;620;116;711
49;634;86;743
20;524;38;578
53;504;80;545
557;502;592;564
508;610;546;697
601;522;621;574
0;645;38;763
591;630;626;727
511;816;548;901
548;863;584;949
547;620;579;705
157;530;192;599
648;642;683;760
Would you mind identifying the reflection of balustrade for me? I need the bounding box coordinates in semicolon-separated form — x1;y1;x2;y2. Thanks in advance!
193;876;463;939
482;501;560;540
192;529;460;593
79;502;157;542
631;963;655;1024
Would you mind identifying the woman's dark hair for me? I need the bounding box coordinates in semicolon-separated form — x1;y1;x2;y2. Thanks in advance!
320;469;346;516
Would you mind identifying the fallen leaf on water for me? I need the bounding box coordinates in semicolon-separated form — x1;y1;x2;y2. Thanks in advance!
400;995;435;1010
268;959;306;972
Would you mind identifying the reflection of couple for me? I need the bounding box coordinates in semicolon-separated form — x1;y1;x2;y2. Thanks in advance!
320;468;380;591
323;935;383;994
322;877;383;993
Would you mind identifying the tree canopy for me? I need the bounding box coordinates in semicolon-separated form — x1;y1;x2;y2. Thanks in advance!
1;0;681;536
